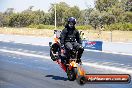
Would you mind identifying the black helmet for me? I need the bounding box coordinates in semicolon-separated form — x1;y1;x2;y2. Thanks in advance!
68;17;76;24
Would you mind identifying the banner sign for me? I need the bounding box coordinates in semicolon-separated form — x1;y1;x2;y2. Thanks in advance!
82;40;103;51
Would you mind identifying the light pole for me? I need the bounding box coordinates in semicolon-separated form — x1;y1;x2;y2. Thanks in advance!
54;4;57;30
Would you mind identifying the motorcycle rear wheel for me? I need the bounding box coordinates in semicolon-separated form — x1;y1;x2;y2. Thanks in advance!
67;67;77;81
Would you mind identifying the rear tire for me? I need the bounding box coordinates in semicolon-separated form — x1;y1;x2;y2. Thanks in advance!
67;67;77;81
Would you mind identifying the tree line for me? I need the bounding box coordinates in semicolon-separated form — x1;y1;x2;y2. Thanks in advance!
0;0;132;30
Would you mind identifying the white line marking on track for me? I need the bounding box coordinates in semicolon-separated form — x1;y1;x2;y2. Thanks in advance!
3;47;7;48
13;57;16;59
0;49;132;74
1;40;132;55
83;62;132;74
0;49;50;60
85;49;132;56
18;49;23;51
34;60;38;61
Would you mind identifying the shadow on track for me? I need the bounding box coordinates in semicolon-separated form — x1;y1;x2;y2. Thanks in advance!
45;75;68;81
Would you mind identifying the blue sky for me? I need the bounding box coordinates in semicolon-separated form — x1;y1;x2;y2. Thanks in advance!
0;0;95;12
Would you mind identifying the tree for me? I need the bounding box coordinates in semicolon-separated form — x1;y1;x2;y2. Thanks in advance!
22;6;34;13
95;0;119;12
89;10;101;29
9;13;33;27
100;12;116;25
4;8;14;15
49;2;81;26
67;6;81;19
0;13;4;27
124;11;132;23
125;0;132;11
0;13;9;27
81;8;94;25
49;2;69;26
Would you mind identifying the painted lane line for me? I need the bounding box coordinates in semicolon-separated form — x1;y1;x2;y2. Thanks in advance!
85;49;132;56
83;62;132;74
0;49;50;60
0;40;132;56
3;47;7;48
0;49;132;74
104;41;132;45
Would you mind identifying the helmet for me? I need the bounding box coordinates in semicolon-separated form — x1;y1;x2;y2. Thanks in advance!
68;17;76;24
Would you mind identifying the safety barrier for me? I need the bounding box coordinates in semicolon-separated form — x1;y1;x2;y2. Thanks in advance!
82;40;103;51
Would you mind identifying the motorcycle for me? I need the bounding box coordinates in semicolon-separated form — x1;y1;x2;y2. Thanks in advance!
49;30;86;82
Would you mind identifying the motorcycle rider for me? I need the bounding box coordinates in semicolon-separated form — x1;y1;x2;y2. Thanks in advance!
60;17;84;64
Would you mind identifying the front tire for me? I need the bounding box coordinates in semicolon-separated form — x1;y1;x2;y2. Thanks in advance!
50;43;60;61
76;76;86;85
50;48;56;61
